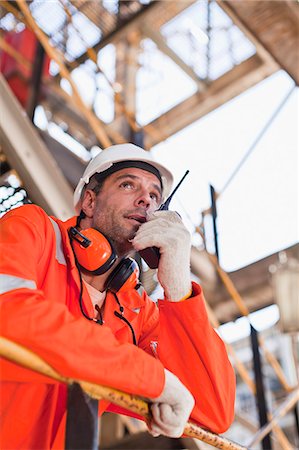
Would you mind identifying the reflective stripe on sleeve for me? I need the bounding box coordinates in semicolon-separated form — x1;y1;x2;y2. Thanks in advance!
49;218;67;266
136;286;145;296
0;274;37;294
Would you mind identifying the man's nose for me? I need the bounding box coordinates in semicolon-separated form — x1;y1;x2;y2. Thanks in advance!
135;191;151;208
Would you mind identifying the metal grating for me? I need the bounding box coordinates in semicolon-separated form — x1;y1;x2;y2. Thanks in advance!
0;0;153;62
161;1;256;82
0;171;30;217
0;0;260;151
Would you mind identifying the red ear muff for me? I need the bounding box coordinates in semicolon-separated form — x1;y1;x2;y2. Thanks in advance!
69;227;117;275
104;258;140;293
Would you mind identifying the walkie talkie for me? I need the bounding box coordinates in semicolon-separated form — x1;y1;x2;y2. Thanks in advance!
139;170;190;269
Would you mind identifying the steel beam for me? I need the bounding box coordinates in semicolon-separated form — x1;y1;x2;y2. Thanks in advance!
0;74;74;220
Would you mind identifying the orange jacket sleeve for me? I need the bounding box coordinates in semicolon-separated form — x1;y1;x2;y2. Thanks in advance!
0;205;165;399
133;284;236;433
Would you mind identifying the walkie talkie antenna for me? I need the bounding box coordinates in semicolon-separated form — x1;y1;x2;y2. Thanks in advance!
139;169;190;269
159;170;190;210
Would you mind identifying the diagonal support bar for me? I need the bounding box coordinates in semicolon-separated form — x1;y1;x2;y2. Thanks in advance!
248;387;299;447
16;0;113;148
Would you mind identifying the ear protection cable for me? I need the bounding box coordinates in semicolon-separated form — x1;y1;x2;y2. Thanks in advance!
72;243;137;343
112;293;137;346
70;238;103;325
70;236;137;341
69;211;138;340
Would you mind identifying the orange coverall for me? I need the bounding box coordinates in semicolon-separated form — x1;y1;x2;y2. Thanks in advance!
0;205;235;449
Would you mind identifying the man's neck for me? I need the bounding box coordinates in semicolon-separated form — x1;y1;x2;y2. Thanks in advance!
81;271;107;292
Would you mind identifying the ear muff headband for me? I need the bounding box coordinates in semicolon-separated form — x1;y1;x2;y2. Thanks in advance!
69;227;117;275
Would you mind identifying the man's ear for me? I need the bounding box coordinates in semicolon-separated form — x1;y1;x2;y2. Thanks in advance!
81;189;96;218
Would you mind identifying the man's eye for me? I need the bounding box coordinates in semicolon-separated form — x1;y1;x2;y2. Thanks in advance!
150;193;159;201
120;182;134;189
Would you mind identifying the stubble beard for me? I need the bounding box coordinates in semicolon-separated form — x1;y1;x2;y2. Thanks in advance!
92;205;140;257
94;219;136;257
107;225;134;257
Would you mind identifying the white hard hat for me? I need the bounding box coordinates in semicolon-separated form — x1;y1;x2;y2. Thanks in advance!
74;143;173;212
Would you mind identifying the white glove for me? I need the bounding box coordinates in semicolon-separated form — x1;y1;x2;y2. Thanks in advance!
147;369;195;438
132;211;192;301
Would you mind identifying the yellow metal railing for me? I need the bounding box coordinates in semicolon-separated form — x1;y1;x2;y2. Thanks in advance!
0;336;246;450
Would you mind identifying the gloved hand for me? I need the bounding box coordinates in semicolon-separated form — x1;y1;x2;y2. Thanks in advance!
132;211;192;301
147;369;195;438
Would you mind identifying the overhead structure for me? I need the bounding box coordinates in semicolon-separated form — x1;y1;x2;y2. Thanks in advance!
2;0;294;157
0;74;74;219
196;242;299;323
218;0;299;85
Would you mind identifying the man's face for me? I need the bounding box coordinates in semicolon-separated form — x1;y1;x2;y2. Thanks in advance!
83;167;162;256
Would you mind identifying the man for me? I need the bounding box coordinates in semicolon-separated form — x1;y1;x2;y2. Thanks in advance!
0;143;235;449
